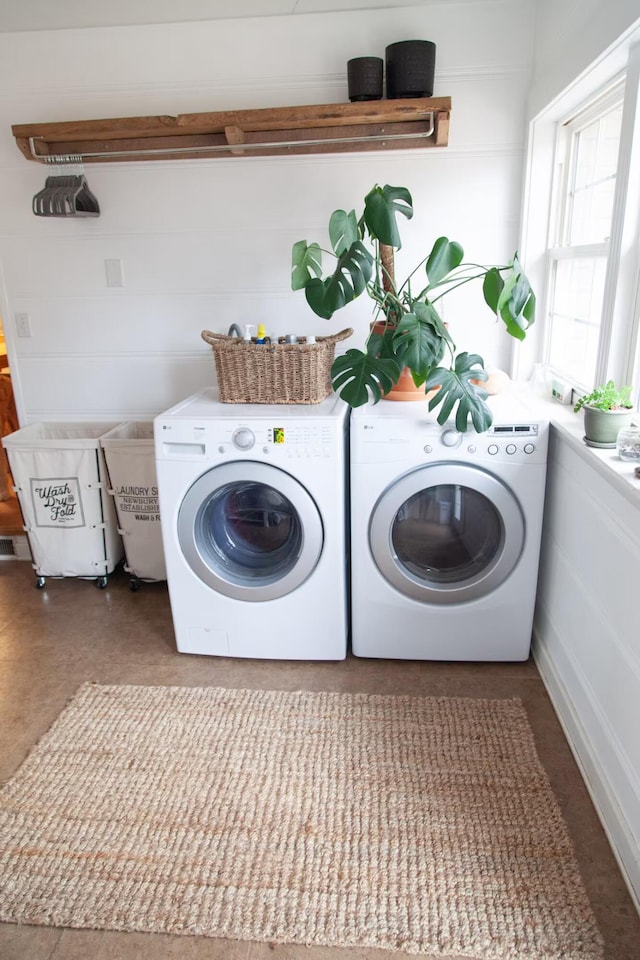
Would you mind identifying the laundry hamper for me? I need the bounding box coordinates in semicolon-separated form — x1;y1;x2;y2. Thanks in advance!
100;421;166;590
1;422;123;589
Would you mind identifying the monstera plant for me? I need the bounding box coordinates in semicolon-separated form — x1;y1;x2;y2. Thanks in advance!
291;183;536;432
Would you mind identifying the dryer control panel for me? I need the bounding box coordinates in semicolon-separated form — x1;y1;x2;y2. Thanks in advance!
352;416;549;466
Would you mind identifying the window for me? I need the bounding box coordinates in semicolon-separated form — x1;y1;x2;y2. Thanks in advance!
546;84;624;391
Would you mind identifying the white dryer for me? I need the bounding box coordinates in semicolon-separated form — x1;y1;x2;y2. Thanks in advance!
350;396;548;661
154;389;349;660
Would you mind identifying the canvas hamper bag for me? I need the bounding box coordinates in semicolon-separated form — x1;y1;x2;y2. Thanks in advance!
1;422;123;587
100;421;166;587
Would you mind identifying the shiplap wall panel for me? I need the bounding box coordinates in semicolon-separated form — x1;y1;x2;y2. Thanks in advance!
0;1;534;425
0;151;525;244
534;428;640;904
17;356;216;420
0;4;532;102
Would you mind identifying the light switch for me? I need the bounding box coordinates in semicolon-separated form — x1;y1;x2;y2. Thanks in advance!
105;258;124;287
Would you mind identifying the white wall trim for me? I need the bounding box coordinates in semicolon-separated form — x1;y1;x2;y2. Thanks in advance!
0;64;530;102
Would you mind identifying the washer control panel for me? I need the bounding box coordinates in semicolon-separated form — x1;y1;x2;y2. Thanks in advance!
157;419;339;461
224;422;336;458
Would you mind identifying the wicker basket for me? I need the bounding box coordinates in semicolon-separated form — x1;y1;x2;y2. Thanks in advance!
201;329;353;404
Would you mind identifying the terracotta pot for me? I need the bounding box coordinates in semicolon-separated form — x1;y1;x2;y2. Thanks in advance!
371;321;438;402
384;364;428;402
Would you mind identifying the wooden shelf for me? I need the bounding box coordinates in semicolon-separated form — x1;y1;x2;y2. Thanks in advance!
12;97;450;163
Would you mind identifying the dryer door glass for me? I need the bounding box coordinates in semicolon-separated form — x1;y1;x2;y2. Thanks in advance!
393;484;502;584
369;462;524;604
178;462;323;601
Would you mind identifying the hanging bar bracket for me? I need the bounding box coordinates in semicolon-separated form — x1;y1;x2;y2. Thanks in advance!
14;98;450;164
26;117;436;162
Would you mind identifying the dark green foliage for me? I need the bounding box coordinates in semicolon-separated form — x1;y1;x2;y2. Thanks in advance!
291;184;535;431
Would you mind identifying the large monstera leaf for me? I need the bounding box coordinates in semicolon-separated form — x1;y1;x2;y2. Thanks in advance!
424;352;492;432
329;209;360;255
291;240;322;291
362;184;413;248
303;241;374;319
483;257;536;340
425;236;464;286
331;347;402;407
391;302;451;381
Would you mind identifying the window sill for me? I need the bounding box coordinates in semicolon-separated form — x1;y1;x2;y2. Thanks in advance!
513;389;640;506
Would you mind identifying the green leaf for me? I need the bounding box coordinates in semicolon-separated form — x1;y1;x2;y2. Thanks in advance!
523;289;536;325
331;349;401;407
391;307;447;376
482;267;504;313
413;301;452;343
366;327;401;363
484;260;536;341
304;240;374;319
425;237;464;286
573;379;633;411
329;209;359;256
362;184;413;248
424;352;492;432
291;241;322;291
498;273;534;341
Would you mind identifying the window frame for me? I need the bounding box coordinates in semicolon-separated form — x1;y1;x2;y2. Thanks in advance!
517;40;640;411
545;80;625;393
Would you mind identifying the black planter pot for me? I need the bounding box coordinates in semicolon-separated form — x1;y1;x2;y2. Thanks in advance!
385;40;436;99
347;57;384;102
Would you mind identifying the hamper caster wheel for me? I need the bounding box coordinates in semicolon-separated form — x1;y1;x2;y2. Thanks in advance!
35;576;46;589
129;577;140;592
97;576;108;589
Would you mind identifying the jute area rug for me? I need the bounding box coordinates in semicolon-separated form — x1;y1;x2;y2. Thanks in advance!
0;684;602;959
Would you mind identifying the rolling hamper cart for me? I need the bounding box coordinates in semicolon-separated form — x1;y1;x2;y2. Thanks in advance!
100;421;166;590
2;422;123;589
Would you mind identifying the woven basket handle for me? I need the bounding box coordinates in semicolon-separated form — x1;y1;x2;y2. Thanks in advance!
317;328;353;344
201;330;231;346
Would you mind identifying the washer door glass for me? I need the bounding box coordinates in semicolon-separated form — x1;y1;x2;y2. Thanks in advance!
178;462;323;601
369;462;524;604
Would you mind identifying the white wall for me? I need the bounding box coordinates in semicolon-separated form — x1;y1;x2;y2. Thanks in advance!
0;1;534;423
530;0;640;118
528;0;640;910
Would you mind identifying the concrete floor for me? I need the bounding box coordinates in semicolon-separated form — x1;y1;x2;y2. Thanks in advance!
0;560;638;960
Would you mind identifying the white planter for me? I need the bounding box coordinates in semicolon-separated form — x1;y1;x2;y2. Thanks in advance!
583;405;634;447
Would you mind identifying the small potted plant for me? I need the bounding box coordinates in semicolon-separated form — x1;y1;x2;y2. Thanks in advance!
291;183;536;433
573;380;635;447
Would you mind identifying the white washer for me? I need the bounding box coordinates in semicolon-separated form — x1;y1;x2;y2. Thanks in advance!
154;389;349;660
350;395;548;661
